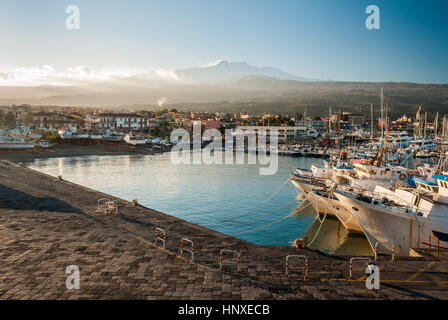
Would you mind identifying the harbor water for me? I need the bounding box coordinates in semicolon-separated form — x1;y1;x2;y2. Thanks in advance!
27;152;318;246
27;152;424;252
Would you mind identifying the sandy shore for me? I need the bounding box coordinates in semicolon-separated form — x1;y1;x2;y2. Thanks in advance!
0;143;170;163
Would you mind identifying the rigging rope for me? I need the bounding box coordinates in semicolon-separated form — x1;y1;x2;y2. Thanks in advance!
221;176;292;222
229;187;333;236
305;189;335;247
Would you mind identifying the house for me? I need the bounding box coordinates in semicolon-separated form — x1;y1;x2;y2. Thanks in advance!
115;113;146;131
237;125;308;143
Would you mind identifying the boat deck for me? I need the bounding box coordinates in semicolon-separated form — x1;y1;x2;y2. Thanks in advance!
0;160;447;300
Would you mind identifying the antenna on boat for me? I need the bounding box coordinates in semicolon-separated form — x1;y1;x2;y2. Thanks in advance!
380;88;384;138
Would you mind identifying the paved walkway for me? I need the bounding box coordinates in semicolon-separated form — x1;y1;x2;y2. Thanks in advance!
0;160;447;299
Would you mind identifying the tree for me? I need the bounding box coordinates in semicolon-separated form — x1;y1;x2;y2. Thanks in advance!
1;112;16;129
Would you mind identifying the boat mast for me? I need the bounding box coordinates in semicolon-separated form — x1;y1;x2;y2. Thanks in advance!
380;88;384;138
443;115;446;139
304;106;308;129
424;112;427;139
329;106;332;134
435;112;439;139
370;104;374;142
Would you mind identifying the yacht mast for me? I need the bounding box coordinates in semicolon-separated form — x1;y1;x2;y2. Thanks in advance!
424;112;427;139
304;106;308;129
380;88;384;138
370;104;374;142
435;112;439;139
329;106;332;134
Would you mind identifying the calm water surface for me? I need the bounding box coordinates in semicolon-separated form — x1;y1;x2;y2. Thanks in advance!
27;153;322;245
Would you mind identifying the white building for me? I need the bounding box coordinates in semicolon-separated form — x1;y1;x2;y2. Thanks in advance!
115;114;146;130
91;113;116;130
90;113;146;131
236;126;307;143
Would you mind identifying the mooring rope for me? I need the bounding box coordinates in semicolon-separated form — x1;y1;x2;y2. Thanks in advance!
222;197;300;226
229;187;333;236
221;176;292;222
222;179;327;227
305;188;335;247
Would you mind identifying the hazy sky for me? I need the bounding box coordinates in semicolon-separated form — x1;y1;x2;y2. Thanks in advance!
0;0;447;85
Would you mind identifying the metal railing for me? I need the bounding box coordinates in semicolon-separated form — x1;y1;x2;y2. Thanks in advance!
285;255;308;279
337;186;423;216
428;234;440;259
349;257;371;279
154;227;166;248
219;249;240;273
374;241;396;261
180;238;194;261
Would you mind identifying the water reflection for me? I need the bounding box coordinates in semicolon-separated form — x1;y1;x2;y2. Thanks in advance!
28;153;323;245
26;153;428;253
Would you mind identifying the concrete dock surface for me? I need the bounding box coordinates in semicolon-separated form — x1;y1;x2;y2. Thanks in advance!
0;159;447;300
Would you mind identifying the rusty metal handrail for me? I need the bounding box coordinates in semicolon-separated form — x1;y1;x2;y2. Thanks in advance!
349;257;371;279
219;249;240;273
428;234;440;259
154;227;166;248
374;241;396;261
180;238;194;261
285;255;308;279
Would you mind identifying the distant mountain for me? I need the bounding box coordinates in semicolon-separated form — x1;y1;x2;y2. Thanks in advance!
175;60;319;83
0;61;447;117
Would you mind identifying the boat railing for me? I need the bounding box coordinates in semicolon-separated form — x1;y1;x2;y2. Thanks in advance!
336;186;420;215
428;234;440;259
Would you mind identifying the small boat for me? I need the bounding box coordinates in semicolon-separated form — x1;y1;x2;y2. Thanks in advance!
124;133;146;145
36;140;53;148
0;136;35;150
415;149;431;158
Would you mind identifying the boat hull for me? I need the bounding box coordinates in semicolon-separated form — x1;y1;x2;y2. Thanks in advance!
336;192;448;256
290;178;364;234
0;142;35;149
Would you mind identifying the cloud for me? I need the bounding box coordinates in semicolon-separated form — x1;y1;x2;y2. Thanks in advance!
0;65;149;86
0;72;14;80
154;69;179;81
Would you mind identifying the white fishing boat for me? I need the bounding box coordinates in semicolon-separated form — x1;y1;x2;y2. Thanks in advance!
58;126;89;139
0;136;35;149
290;165;362;233
36;140;53;148
124;133;146;145
408;138;436;152
332;162;411;190
335;174;448;256
102;131;123;142
415;149;431;158
297;129;318;139
386;131;412;148
90;133;103;140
